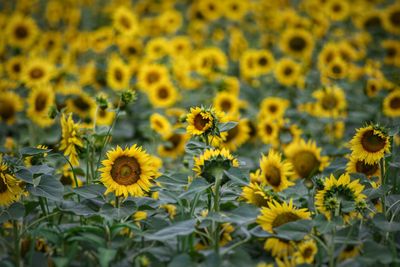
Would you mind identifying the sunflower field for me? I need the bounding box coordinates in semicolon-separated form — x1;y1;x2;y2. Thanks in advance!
1;0;400;266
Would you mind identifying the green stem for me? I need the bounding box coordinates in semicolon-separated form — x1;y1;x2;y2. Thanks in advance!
86;139;91;184
212;168;223;257
39;197;47;217
329;226;336;267
13;221;20;267
380;158;386;215
62;154;81;203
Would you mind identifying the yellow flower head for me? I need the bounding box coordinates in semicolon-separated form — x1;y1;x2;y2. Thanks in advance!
59;114;83;166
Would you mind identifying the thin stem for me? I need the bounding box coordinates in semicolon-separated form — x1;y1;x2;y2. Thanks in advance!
380;158;386;215
212;169;224;257
13;221;20;267
62;154;81;203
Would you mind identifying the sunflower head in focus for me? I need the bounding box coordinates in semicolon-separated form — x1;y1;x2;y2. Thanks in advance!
0;157;24;207
346;154;380;180
186;106;224;137
241;182;277;207
100;145;159;198
259;150;294;192
349;125;390;164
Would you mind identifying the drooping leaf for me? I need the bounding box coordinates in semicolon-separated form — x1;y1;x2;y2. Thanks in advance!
27;174;64;201
145;219;196;241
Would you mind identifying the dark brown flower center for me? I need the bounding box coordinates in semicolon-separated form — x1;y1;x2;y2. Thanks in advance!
390;11;400;26
387;47;396;58
225;125;239;142
128;46;137;55
114;69;123;82
269;104;278;113
264;165;281;187
361;130;386;153
284;66;293;76
73;96;90;112
303;247;314;258
0;176;8;193
254;192;269;207
364;16;381;28
35;92;48;112
292;151;320;178
258;56;268;66
164;134;182;151
0;100;15;121
321;94;338;110
30;68;44;79
15;25;28;39
60;174;73;185
272;212;300;229
332;65;342;74
146;71;160;84
193;113;210;131
120;16;131;29
389;96;400;109
12;63;21;73
355;160;379;176
220;100;232;112
111;156;141;185
332;4;342;12
265;124;273;135
157;87;169;99
289;36;306;52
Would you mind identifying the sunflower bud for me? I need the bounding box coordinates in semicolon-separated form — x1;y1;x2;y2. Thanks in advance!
121;89;137;106
96;95;109;110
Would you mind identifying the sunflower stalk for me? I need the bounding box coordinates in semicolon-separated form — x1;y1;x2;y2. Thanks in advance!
211;167;224;257
380;157;387;215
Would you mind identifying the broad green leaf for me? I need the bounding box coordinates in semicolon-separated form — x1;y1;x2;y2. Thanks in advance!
27;174;64;201
73;184;106;199
0;202;25;223
98;247;117;267
20;147;52;155
274;220;312;241
146;219;196;241
218;121;238;132
372;214;400;232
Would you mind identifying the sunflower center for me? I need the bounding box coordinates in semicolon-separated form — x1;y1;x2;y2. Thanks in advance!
60;174;73;185
265;124;273;135
120;16;131;29
226;125;239;142
231;4;238;11
15;25;28;39
292;151;320;178
157;87;169;99
0;176;8;193
284;66;293;76
289;36;306;52
30;68;44;79
193;113;210;131
254;192;269;207
364;16;381;28
73;96;90;111
111;156;141;185
332;4;342;12
303;247;314;258
272;212;300;229
390;11;400;26
264;165;281;187
269;104;278;113
146;71;160;84
361;130;386;153
164;134;182;151
99;109;107;118
321;94;338;110
389;96;400;109
128;46;137;55
12;63;21;73
355;160;379;176
387;48;396;58
114;69;123;81
332;65;342;74
0;100;15;121
35;93;48;112
258;56;268;66
220;100;232;112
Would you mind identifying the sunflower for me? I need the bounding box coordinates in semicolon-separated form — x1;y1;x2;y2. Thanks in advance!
0;158;24;207
194;47;227;78
158;133;189;159
148;81;179;109
196;0;222;21
145;37;169;60
338;244;362;261
346;155;380;179
59;164;82;188
113;6;138;36
381;40;400;66
257;199;311;234
294;239;318;264
356;10;383;31
59;113;83;166
241;182;275;207
6;13;38;49
90;27;114;54
107;56;131;91
315;173;366;221
317;43;339;71
100;145;159;198
66;91;96;119
193;148;239;179
93;107;115;127
254;49;275;75
383;4;400;34
259;97;290;120
5;56;24;81
137;64;169;91
22;58;55;88
150;113;173;138
324;57;348;80
279;28;314;59
324;0;350;21
312;86;347;118
349;125;390;164
240;50;258;79
223;0;249;21
285;139;329;179
159;9;183;34
27;86;55;128
117;37;143;59
0;91;24;125
383;90;400;117
186;107;215;136
169;36;192;58
274;58;302;87
257;118;282;146
213;92;240;115
325;121;345;140
365;79;383;97
219;117;250;151
259;150;294;192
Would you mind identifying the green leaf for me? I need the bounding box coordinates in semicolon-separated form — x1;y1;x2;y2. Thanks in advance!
178;178;210;199
360;241;393;264
15;167;33;184
60;200;98;216
27;174;64;201
73;184;106;199
218;122;238;132
222;204;259;225
20;147;52;155
0;202;25;223
274;220;312;241
372;214;400;232
223;168;248;186
185;141;207;153
168;254;195;267
98;247;117;267
146;219;196;241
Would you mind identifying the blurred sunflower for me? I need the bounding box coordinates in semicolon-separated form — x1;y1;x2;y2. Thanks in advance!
285;139;329;179
213;92;241;115
148;81;179;108
241;182;275;207
349;125;390;164
338;244;362;261
66;91;96;119
150;113;173;138
381;40;400;66
113;6;138;36
219;117;250;151
0;91;24;125
107;56;131;91
279;28;314;59
324;0;350;21
324;57;348;80
6;13;38;48
92;107;115;127
5;56;24;81
0;157;24;207
158;133;189;159
59;113;83;166
159;9;183;34
312;86;347;118
265;238;295;259
145;37;169;60
274;58;302;87
22;58;55;87
294;239;318;264
100;145;159;198
383;90;400;117
27;86;55;128
223;0;249;21
255;50;275;74
259;150;294;192
257;118;282;146
137;64;169;91
259;97;290;120
346;155;380;179
59;164;82;188
315;173;366;221
383;4;400;34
